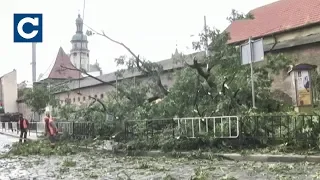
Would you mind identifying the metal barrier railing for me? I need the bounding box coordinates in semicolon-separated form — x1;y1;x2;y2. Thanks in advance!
173;116;240;138
0;121;95;139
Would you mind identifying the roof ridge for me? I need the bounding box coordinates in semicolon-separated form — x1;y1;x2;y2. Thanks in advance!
227;0;320;43
47;47;81;79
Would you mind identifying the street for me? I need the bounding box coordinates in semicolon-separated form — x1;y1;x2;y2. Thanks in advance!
0;135;319;179
0;134;18;154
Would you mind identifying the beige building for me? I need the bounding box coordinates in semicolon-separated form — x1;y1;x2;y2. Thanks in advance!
52;50;202;106
226;0;320;105
0;70;18;113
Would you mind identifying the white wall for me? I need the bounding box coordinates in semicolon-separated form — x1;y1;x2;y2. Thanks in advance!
55;70;176;106
82;71;101;77
17;102;32;119
1;70;18;113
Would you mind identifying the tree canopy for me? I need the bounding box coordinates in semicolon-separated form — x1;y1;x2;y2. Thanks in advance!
61;27;293;122
23;83;60;115
27;9;294;122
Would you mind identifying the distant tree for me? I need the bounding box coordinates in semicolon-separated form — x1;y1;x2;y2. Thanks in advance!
24;84;59;116
227;9;254;23
18;88;29;99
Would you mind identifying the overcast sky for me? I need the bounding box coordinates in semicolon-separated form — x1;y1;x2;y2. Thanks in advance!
1;0;278;83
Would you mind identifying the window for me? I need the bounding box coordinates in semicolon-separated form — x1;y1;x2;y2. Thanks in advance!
73;52;77;56
73;98;75;102
83;96;86;101
100;94;104;99
65;98;71;104
94;94;97;98
78;97;80;101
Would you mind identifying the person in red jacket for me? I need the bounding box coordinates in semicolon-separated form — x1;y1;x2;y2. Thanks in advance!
44;112;50;136
44;112;57;148
18;115;29;143
48;117;58;148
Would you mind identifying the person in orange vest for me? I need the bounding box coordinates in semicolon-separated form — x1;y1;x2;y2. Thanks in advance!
18;114;29;143
44;112;50;136
44;112;57;148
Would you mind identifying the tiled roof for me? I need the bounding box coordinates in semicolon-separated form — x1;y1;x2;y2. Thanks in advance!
47;47;82;79
226;0;320;44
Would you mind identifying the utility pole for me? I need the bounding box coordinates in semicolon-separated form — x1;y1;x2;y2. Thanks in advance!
31;42;39;122
249;37;256;108
31;43;36;82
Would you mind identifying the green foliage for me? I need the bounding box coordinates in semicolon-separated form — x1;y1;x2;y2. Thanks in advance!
55;101;109;122
62;159;77;167
311;70;320;106
18;88;29;99
51;14;294;146
227;9;254;23
56;104;78;121
162;28;293;117
7;140;78;156
101;28;293;123
24;84;59;114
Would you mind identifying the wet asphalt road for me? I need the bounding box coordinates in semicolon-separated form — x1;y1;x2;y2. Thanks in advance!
0;134;18;153
0;135;319;179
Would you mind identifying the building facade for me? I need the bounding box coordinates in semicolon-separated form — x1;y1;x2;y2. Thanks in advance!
0;70;18;113
54;51;200;106
226;0;320;104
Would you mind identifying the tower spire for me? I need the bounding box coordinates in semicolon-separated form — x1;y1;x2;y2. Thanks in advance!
174;40;179;55
75;13;83;33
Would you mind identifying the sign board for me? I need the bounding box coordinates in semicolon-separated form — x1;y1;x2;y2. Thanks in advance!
240;38;264;65
295;70;312;106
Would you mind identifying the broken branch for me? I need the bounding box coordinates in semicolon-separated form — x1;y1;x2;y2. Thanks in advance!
60;65;133;101
84;24;169;96
60;65;116;88
88;95;107;112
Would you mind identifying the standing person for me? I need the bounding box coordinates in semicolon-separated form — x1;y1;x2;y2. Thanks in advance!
18;115;29;143
44;112;50;136
44;112;58;148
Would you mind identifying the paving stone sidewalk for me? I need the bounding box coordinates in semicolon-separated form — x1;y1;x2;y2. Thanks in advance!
0;129;38;140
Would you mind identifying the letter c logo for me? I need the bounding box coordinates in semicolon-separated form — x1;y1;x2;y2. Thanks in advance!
17;17;39;39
